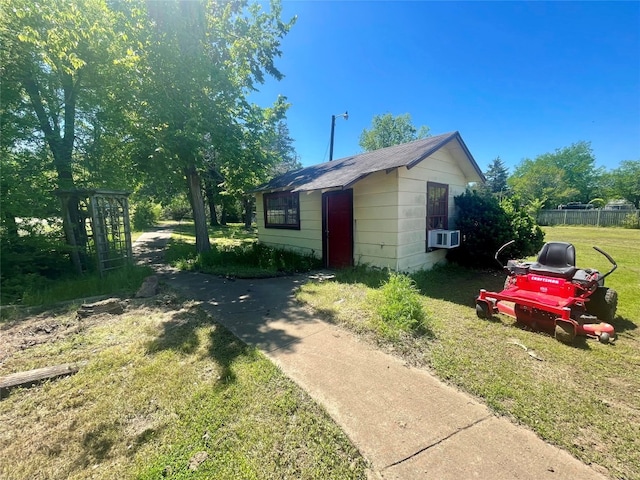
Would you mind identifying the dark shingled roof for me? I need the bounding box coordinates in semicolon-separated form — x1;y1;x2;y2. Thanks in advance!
255;131;484;193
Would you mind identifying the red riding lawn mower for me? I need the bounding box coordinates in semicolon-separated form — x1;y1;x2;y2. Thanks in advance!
476;241;618;344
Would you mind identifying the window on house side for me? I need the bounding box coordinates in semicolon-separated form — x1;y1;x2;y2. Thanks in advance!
426;182;448;250
264;191;300;229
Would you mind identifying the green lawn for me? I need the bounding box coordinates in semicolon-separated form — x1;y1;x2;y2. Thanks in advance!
169;222;257;248
0;295;367;479
1;223;365;478
297;226;640;480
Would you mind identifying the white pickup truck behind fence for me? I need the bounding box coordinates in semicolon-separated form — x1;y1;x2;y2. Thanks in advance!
537;209;639;227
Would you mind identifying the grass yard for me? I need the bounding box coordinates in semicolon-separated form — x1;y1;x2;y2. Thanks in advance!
168;222;257;248
2;265;154;309
297;226;640;480
0;295;367;479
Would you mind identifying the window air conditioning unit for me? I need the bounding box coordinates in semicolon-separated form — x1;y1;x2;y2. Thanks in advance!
428;229;461;249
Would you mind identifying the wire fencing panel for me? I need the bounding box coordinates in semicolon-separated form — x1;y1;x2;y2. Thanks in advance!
537;210;640;227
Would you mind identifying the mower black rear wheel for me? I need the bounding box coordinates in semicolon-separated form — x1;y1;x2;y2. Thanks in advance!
586;287;618;323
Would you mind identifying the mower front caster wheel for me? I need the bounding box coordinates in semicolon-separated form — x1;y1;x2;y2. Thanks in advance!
476;302;492;319
599;332;611;344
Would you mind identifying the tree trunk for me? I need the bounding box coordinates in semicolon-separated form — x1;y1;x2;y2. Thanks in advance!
3;212;19;239
203;176;219;227
185;165;211;253
60;194;84;274
243;196;253;228
220;206;227;226
23;69;84;273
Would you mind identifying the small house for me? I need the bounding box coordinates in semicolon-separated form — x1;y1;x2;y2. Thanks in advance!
254;131;485;272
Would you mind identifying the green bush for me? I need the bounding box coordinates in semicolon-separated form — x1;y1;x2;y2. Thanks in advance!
447;190;544;268
1;231;75;304
447;191;513;268
500;198;545;256
132;201;160;230
162;198;192;221
368;273;428;341
621;212;640;229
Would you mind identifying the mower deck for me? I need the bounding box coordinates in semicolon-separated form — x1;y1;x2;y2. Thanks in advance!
480;285;575;320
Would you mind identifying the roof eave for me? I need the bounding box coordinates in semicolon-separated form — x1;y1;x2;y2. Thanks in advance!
406;131;485;183
405;132;457;170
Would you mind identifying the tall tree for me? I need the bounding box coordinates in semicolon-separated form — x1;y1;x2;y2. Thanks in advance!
136;0;294;252
508;141;602;208
359;113;430;151
217;99;292;227
546;141;603;202
1;0;144;270
269;120;302;177
1;0;142;189
483;157;509;195
508;158;577;209
605;160;640;208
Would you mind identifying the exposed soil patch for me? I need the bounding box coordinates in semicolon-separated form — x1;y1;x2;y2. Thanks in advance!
0;301;127;369
0;293;182;371
1;314;85;366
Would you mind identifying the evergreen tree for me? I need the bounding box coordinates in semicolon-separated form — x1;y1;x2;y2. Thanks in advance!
483;157;509;195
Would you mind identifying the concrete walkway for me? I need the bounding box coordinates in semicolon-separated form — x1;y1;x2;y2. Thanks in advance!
134;230;608;480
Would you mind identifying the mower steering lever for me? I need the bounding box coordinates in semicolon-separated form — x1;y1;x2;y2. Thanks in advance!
495;240;516;269
593;246;617;281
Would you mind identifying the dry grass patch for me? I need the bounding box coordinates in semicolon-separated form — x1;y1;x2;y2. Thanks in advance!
0;294;366;480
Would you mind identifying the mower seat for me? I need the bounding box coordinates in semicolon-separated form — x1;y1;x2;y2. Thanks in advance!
529;242;577;279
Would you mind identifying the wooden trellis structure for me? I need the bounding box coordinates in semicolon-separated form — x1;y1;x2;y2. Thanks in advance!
57;189;133;276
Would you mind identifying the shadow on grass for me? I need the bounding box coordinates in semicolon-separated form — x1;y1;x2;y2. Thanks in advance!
146;306;206;355
412;264;506;307
206;323;249;383
77;422;118;467
333;263;506;309
146;303;247;384
612;315;637;335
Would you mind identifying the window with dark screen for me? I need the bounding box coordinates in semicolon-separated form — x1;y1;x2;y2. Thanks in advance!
263;191;300;229
426;182;448;250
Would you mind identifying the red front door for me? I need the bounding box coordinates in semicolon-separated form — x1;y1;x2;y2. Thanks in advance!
323;190;353;269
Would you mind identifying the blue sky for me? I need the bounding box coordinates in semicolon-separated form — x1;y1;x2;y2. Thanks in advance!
251;1;640;173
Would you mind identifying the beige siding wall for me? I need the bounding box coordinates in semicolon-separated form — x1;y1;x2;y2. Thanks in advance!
255;191;323;258
396;147;469;272
352;170;399;269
